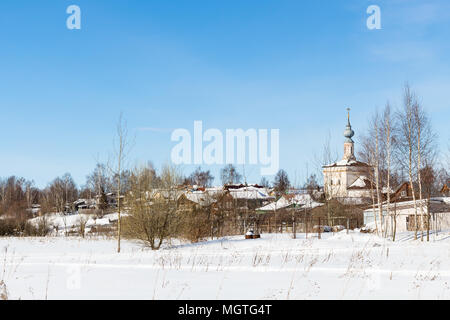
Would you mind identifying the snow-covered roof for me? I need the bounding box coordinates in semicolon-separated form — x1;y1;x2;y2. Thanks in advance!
363;197;450;212
257;196;291;211
151;189;185;200
348;176;374;190
257;193;323;211
204;187;226;197
229;186;273;200
431;197;450;205
184;191;217;206
323;159;370;168
73;198;96;205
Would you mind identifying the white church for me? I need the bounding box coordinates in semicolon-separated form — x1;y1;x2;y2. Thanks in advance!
322;109;375;204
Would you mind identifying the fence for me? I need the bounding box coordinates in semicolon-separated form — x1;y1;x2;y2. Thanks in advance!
256;216;359;234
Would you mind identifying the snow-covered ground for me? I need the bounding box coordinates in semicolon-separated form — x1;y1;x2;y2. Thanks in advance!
28;212;123;236
1;231;450;300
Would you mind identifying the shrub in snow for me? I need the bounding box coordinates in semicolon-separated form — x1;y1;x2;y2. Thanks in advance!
179;206;212;243
122;197;179;250
0;217;50;237
0;219;17;236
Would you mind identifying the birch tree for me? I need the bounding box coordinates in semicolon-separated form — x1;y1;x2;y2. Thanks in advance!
396;85;419;239
373;112;384;236
359;112;382;236
412;99;437;241
315;131;338;224
109;113;133;253
381;102;395;239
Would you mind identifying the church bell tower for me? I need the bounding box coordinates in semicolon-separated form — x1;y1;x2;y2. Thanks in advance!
343;108;356;161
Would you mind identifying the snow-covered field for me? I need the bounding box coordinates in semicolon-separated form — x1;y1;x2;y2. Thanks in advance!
1;231;450;300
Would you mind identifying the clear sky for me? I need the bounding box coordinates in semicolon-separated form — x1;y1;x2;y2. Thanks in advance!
0;0;449;188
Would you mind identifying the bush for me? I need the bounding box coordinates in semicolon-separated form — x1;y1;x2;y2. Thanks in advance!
23;220;50;237
0;216;50;237
179;207;212;243
122;198;179;250
0;219;18;236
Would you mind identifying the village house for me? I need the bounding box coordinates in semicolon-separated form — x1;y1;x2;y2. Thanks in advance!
26;204;41;217
389;182;413;202
363;197;450;235
176;191;218;213
73;198;97;212
227;185;274;211
362;178;450;235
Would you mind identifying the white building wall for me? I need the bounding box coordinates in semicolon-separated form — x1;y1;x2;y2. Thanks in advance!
364;205;450;235
323;166;371;199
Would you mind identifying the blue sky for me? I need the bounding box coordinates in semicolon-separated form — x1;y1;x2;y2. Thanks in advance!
0;0;449;188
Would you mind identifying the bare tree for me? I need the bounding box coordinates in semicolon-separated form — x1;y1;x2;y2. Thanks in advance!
184;167;214;187
359;111;383;236
259;177;270;188
435;167;449;194
304;173;319;195
414;101;425;240
87;163;112;196
108;113;133;253
220;164;242;185
273;169;290;194
412;99;437;241
316;131;339;225
44;174;77;214
396;85;420;239
373;112;384;236
381;102;395;239
0;176;35;219
394;85;437;241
